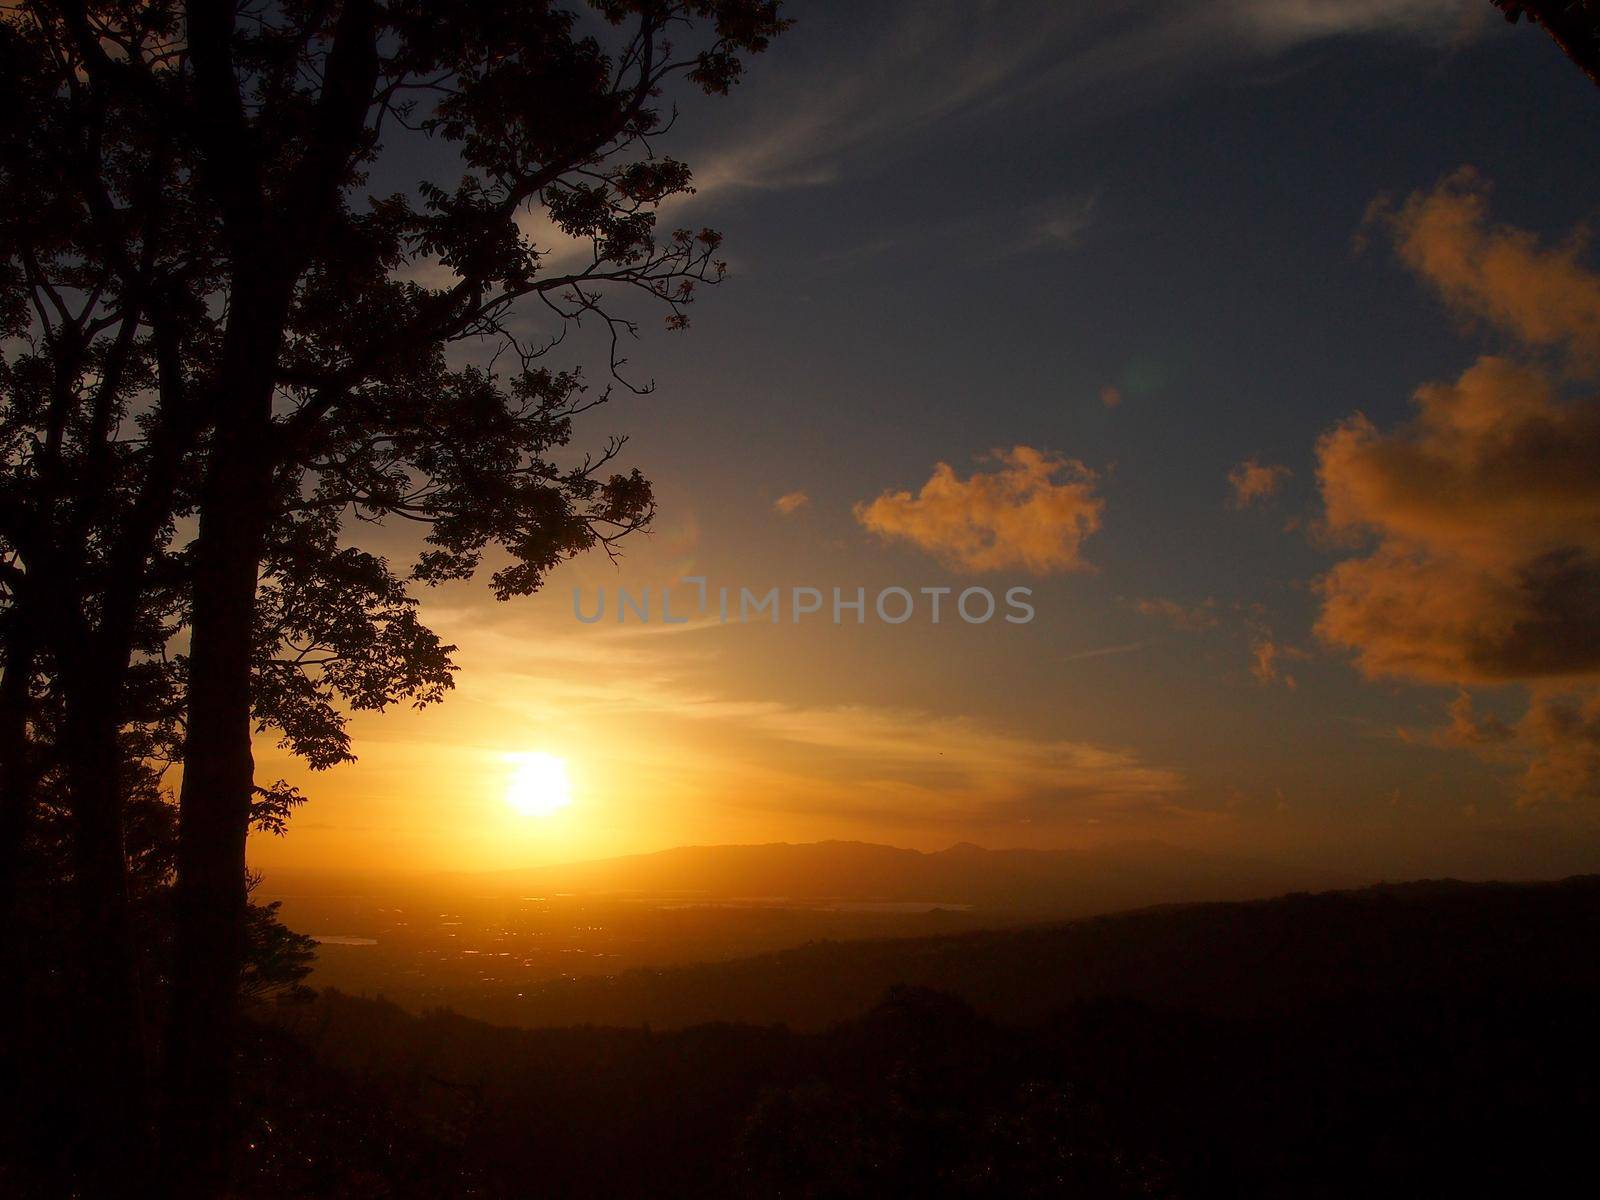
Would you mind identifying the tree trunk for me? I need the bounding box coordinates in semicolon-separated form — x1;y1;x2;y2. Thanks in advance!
0;619;38;957
5;573;156;1192
159;3;375;1167
163;470;269;1191
162;308;281;1193
0;620;40;1139
61;681;152;1193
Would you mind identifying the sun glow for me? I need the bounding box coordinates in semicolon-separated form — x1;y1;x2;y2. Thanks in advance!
504;751;574;818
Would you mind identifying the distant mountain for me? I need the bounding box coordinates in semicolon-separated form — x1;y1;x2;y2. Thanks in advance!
465;838;1343;916
437;873;1600;1031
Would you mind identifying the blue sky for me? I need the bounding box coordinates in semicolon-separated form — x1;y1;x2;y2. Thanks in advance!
256;1;1600;878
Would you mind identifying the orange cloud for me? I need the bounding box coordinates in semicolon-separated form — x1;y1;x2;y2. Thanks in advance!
854;446;1103;574
1409;689;1600;808
1368;167;1600;373
1228;459;1291;508
1321;172;1600;805
773;490;810;515
1249;639;1287;687
1314;357;1600;684
1518;690;1600;806
1247;620;1306;689
1437;690;1515;749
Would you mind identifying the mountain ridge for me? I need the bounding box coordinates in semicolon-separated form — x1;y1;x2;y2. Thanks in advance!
422;872;1600;1031
450;836;1349;914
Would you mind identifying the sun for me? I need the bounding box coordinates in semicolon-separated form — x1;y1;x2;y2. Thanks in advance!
504;751;573;818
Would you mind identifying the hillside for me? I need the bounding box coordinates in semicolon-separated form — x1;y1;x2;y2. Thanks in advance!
240;874;1600;1198
443;873;1600;1029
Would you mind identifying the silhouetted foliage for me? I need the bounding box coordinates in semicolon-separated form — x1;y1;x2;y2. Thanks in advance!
1495;2;1600;87
2;760;318;1194
1;1;784;1188
241;897;319;1006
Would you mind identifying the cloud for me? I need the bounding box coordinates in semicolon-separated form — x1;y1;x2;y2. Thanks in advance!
1322;172;1600;805
1314;357;1600;684
679;2;1475;203
1061;641;1146;663
454;617;1184;828
854;446;1104;574
1409;689;1600;807
1136;597;1220;631
418;4;1482;296
1228;459;1292;507
1437;690;1515;748
1137;598;1310;690
1366;167;1600;372
1519;690;1600;806
1012;193;1100;253
714;700;1182;818
1317;174;1600;685
1249;639;1280;685
1249;636;1300;689
1230;0;1477;44
773;490;810;516
1135;598;1307;686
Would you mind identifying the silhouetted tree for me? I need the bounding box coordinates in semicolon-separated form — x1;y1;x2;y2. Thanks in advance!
2;706;323;1196
1494;2;1600;86
1;0;785;1191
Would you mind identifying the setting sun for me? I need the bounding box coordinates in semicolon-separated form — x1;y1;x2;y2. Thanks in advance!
504;752;574;818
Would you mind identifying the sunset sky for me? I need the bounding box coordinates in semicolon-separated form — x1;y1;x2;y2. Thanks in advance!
250;0;1600;882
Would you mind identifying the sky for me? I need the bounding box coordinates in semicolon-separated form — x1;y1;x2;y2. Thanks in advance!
250;0;1600;882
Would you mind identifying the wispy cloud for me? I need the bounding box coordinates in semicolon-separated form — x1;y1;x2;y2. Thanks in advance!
410;2;1475;291
678;1;1477;202
1062;641;1147;663
1136;598;1221;632
444;615;1183;828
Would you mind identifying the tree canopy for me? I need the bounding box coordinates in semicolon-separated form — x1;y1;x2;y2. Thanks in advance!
0;1;785;1191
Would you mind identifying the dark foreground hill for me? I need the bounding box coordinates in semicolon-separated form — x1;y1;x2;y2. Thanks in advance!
211;874;1600;1198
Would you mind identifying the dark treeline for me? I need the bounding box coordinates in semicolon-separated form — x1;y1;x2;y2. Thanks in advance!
399;875;1600;1030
